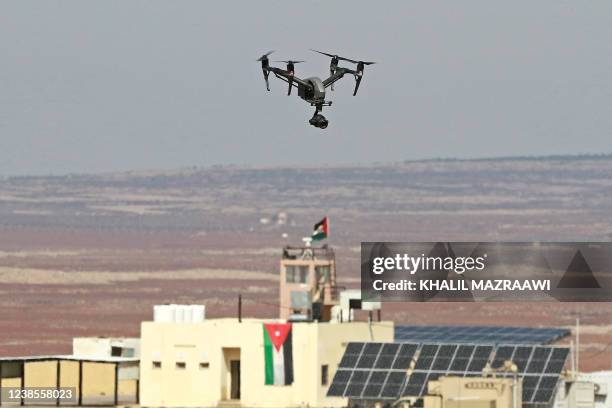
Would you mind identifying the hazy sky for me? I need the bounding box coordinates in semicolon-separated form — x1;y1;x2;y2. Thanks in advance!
1;1;611;175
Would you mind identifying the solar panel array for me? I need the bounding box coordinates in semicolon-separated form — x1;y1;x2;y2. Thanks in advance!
328;342;569;405
395;325;570;345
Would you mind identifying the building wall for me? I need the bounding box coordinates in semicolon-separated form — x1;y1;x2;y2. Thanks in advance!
424;376;519;408
59;360;79;387
0;359;137;406
118;379;138;402
574;371;612;408
140;318;394;408
59;360;80;403
554;379;597;408
24;361;56;388
82;362;115;405
73;337;140;359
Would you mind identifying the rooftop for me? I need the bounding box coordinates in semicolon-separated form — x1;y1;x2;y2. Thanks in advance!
282;245;335;260
0;355;139;363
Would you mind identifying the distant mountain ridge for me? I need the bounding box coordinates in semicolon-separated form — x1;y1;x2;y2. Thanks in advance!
2;152;611;179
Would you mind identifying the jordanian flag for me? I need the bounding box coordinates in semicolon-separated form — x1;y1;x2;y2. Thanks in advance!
263;323;294;385
312;217;329;241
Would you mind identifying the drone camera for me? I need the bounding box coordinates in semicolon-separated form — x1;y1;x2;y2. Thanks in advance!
309;114;328;129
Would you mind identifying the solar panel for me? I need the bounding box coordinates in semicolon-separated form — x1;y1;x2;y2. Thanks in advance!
395;325;570;345
392;343;417;370
328;341;569;405
363;370;388;398
486;344;569;405
327;369;352;396
403;342;495;399
345;370;369;397
328;342;416;400
522;375;540;401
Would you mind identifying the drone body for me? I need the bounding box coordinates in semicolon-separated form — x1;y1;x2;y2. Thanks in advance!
257;50;375;129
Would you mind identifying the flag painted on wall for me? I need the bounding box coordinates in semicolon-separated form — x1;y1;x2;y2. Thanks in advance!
263;323;294;385
312;217;329;241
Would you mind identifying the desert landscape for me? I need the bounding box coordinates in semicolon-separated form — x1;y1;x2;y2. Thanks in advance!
1;155;612;370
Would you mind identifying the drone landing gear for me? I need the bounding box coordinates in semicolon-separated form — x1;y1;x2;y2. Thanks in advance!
309;103;330;129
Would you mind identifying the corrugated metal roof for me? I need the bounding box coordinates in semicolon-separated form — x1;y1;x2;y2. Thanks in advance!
0;354;138;363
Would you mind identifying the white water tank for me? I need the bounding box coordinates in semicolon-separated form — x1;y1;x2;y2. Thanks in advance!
179;304;188;321
153;305;173;322
153;304;206;323
191;305;205;323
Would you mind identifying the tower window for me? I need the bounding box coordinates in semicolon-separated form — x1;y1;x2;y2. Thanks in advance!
316;265;331;282
286;265;309;283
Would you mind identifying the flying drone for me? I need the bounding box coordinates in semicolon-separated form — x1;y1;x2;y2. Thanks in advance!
257;49;375;129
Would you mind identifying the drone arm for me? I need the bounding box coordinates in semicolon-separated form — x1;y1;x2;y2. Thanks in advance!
271;73;296;88
322;67;355;89
269;68;310;89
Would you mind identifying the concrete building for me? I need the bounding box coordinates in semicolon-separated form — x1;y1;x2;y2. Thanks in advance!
139;317;394;408
0;337;139;406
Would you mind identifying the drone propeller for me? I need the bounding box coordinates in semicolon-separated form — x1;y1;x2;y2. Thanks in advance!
350;59;376;65
275;60;304;64
310;49;375;65
257;51;274;91
310;49;337;59
257;50;274;62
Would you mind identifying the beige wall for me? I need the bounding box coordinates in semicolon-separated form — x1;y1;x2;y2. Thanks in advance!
24;361;57;388
82;362;115;405
59;360;80;406
0;359;137;406
1;376;22;388
140;318;394;408
73;337;140;359
118;379;138;402
425;376;520;408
